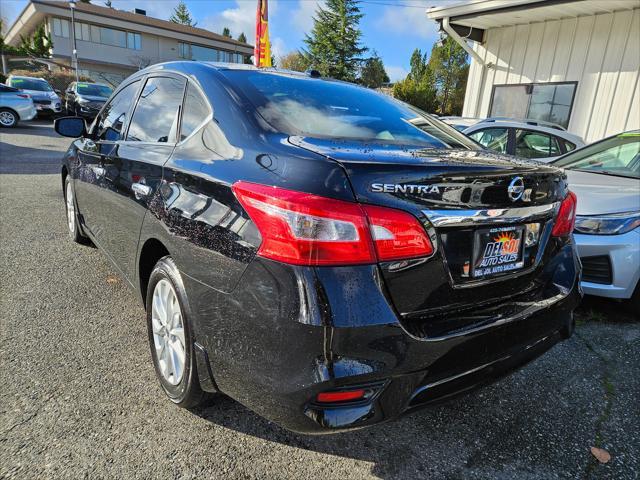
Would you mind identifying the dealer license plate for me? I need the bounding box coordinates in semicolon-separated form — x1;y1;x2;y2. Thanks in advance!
471;226;525;278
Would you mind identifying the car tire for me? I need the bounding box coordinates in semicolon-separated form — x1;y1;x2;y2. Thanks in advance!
146;256;207;409
0;108;18;128
64;176;90;244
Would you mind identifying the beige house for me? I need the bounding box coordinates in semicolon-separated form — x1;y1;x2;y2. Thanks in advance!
428;0;640;142
4;0;253;85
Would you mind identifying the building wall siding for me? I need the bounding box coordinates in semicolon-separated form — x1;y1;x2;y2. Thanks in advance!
462;9;640;142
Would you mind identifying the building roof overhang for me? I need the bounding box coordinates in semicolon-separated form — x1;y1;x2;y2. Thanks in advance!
428;0;639;39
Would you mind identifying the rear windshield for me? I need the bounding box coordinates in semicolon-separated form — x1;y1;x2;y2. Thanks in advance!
9;78;52;92
77;83;113;98
553;133;640;179
222;70;480;150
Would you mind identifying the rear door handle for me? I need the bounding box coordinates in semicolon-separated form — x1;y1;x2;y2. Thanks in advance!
132;182;152;200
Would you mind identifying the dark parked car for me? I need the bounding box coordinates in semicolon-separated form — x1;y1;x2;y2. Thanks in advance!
64;81;113;118
54;62;581;434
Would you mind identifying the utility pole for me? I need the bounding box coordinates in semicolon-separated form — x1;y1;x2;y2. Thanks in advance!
69;0;79;82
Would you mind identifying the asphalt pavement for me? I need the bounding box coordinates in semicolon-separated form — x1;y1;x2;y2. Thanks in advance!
0;121;638;479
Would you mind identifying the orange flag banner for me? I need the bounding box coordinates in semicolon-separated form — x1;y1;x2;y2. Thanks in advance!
254;0;272;67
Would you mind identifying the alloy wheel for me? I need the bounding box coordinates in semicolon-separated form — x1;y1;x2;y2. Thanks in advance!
151;279;186;386
0;111;16;127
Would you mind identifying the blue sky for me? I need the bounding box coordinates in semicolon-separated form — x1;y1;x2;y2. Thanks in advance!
1;0;460;81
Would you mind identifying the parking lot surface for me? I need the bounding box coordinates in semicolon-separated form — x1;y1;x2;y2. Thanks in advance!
1;122;638;479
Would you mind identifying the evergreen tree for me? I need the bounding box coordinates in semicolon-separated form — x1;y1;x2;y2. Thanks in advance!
237;32;247;43
19;22;53;58
105;0;112;7
279;51;310;72
222;27;232;38
392;48;437;112
169;1;196;27
303;0;367;81
427;36;469;115
359;52;389;88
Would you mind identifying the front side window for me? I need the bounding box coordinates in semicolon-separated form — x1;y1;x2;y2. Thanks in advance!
468;127;509;154
222;71;479;149
180;82;212;141
514;129;561;158
490;83;577;128
127;77;186;143
95;80;140;141
554;133;640;179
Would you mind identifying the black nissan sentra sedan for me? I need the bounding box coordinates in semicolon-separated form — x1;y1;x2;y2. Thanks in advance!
54;62;581;434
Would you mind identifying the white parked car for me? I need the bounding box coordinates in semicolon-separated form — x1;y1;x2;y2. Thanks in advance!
0;84;36;127
5;75;62;117
439;116;483;131
464;118;585;162
552;131;640;311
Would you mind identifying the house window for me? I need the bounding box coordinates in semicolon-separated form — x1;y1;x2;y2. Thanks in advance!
489;82;577;129
127;32;141;50
52;18;70;38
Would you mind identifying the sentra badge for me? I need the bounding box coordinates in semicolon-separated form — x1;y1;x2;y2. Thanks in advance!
371;183;440;194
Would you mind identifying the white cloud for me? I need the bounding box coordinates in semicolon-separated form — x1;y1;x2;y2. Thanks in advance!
202;0;282;40
271;37;287;61
374;0;440;39
290;0;324;34
385;65;409;82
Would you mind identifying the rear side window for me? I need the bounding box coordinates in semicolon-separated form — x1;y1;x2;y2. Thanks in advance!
563;140;576;152
180;82;211;141
96;80;140;142
514;129;561;158
127;76;186;143
469;128;509;154
222;70;479;150
0;85;19;93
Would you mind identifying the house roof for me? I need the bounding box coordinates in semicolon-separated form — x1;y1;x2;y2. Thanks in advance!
12;0;253;49
427;0;639;30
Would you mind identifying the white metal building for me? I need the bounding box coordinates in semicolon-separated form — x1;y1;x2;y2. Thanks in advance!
428;0;640;142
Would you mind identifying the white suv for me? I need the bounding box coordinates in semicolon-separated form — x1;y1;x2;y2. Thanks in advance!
464;118;585;162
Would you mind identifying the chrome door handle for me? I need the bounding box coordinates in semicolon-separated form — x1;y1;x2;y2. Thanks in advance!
132;182;152;200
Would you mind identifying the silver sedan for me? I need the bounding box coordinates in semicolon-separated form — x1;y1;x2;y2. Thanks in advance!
553;131;640;312
0;84;37;127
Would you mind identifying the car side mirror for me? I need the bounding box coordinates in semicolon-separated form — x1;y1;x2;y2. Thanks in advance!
55;116;86;138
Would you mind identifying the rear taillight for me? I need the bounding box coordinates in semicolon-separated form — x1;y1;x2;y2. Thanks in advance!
232;181;433;266
17;94;30;99
552;191;577;237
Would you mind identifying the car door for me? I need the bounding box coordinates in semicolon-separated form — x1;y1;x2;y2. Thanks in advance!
97;74;187;280
73;79;141;242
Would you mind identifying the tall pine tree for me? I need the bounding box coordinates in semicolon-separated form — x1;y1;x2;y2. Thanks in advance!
303;0;367;82
359;52;389;88
428;37;469;115
222;27;232;38
169;1;196;27
237;32;247;43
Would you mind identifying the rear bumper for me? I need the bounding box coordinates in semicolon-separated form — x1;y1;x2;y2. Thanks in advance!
187;243;581;434
575;228;640;299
